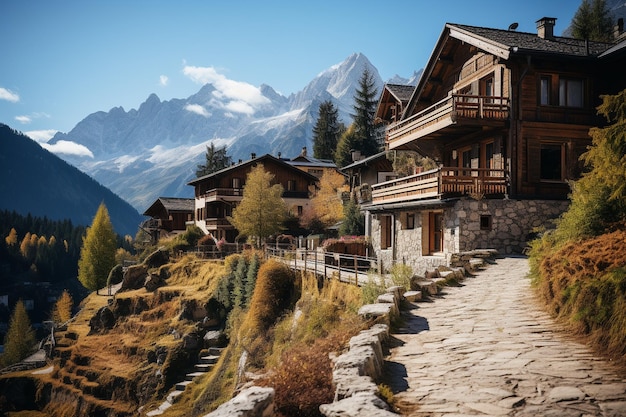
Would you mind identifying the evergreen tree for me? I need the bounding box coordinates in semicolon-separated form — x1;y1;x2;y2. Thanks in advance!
553;88;626;241
232;256;249;309
77;203;118;294
351;67;381;158
196;142;232;177
1;300;36;367
571;0;614;42
245;253;260;302
228;164;288;246
339;197;365;236
312;100;343;161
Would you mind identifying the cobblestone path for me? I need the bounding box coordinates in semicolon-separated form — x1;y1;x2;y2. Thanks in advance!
386;256;626;417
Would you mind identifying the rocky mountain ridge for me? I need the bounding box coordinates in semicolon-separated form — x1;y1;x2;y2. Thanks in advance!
48;53;422;211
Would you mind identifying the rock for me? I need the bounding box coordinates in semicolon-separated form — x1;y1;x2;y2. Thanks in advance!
182;332;201;350
320;393;396;417
145;273;165;292
404;290;422;302
89;306;115;333
412;278;438;295
121;264;148;291
357;303;395;325
548;386;586;402
203;330;223;347
202;386;274;417
143;247;170;269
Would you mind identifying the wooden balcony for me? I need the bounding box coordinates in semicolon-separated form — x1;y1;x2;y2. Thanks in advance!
203;188;244;200
204;218;233;229
386;94;509;149
370;167;507;205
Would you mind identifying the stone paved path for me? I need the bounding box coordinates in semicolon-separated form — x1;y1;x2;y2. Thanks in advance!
386;256;626;417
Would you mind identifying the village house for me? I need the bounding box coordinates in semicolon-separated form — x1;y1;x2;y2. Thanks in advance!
365;17;626;274
188;153;322;243
141;197;195;242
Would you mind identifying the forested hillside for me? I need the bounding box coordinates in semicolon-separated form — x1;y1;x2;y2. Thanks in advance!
0;124;143;236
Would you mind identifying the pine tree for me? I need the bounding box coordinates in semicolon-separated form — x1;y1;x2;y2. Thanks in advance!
245;253;260;302
1;300;36;367
339;197;365;237
196;142;232;177
571;0;614;42
351;67;381;158
312;100;343;161
77;203;118;294
228;164;288;246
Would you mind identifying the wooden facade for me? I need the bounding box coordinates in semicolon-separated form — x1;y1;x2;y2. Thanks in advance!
375;18;626;203
142;197;194;241
188;154;319;242
363;18;626;265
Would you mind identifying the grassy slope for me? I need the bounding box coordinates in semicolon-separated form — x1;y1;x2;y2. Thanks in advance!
533;228;626;365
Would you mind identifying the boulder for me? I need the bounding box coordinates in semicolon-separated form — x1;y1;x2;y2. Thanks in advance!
89;306;115;333
202;386;274;417
144;273;165;292
320;393;396;417
143;247;170;269
121;264;148;291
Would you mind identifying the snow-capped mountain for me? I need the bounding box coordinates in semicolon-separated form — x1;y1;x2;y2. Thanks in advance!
48;53;414;212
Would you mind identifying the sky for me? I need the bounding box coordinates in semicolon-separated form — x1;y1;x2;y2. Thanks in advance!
1;0;582;146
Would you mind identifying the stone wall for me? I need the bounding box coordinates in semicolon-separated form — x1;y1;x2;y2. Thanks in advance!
367;198;568;274
453;199;568;254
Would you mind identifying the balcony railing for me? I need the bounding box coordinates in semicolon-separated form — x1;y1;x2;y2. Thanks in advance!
386;94;509;145
370;167;507;204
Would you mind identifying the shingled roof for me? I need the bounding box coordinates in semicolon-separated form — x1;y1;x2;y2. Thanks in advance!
385;84;415;103
448;23;614;58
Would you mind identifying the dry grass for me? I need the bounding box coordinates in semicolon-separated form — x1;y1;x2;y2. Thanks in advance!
534;228;626;365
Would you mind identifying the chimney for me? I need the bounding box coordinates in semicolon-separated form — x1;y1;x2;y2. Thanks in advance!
301;146;307;157
615;18;624;40
536;17;556;40
251;153;256;159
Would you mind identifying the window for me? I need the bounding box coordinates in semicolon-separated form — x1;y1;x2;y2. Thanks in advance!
559;79;583;107
540;76;551;105
540;143;564;181
380;215;392;249
297;206;303;216
287;180;296;192
480;215;492;230
232;177;241;189
406;213;415;230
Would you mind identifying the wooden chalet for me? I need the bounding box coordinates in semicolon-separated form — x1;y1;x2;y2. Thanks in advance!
142;197;194;241
188;153;320;242
364;17;626;273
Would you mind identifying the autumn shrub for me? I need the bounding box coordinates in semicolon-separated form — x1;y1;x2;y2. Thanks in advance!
244;259;298;334
390;263;413;289
361;272;386;304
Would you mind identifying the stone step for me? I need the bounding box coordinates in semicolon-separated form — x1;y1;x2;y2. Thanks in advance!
166;390;184;404
185;371;206;381
199;354;220;365
175;380;193;391
403;290;422;302
413;279;438;295
207;347;224;356
194;363;214;372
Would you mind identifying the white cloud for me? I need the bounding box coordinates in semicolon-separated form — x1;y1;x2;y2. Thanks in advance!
0;87;19;102
15;115;32;124
159;75;169;86
41;140;94;158
184;104;211;117
25;129;58;143
182;65;269;115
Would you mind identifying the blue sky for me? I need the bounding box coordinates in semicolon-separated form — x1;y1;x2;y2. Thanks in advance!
1;0;581;144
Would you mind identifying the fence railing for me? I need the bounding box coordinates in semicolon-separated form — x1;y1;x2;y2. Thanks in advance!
265;247;378;286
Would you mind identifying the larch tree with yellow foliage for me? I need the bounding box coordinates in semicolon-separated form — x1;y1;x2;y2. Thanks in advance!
229;164;288;247
77;203;117;294
311;170;348;228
